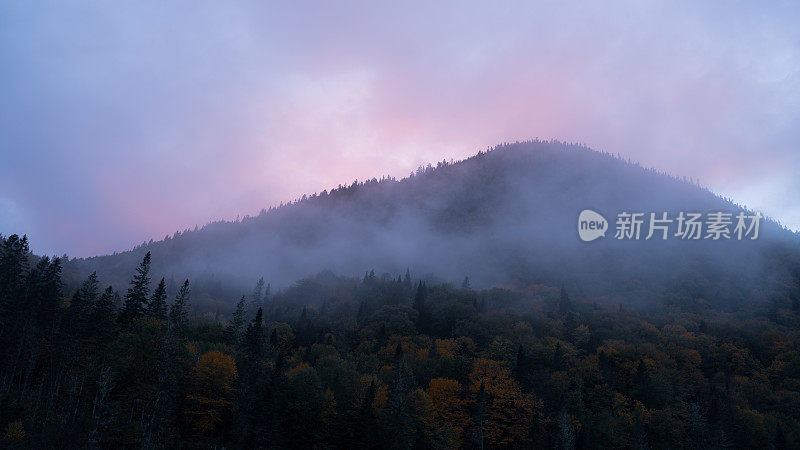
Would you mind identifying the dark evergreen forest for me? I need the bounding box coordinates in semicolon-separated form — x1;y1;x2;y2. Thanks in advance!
3;233;800;447
2;142;800;448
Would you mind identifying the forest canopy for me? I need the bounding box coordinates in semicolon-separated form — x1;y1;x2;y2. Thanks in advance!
3;233;800;448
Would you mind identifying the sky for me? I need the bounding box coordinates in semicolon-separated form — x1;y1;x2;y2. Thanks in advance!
1;1;798;258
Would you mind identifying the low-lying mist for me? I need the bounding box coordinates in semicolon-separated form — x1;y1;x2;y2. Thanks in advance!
65;140;800;311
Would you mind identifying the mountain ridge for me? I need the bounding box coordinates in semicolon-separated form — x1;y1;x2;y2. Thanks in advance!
62;140;800;311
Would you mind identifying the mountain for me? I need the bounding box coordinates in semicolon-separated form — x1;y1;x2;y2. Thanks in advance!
64;140;800;311
6;140;800;448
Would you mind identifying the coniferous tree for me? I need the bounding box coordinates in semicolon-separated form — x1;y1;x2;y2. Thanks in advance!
120;251;152;324
250;277;265;318
146;277;168;320
0;234;29;305
36;256;62;332
70;272;99;337
243;307;265;360
385;344;414;447
253;277;264;302
169;279;190;333
235;307;270;446
90;286;117;342
225;296;247;344
3;252;57;400
358;380;380;446
0;235;30;351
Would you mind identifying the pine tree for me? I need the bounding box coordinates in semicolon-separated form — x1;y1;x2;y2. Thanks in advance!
36;256;62;332
146;277;168;320
234;305;271;447
70;272;99;336
120;251;152;324
90;286;117;342
0;235;30;339
169;279;190;333
385;344;414;447
0;234;29;299
403;268;412;291
225;296;247;344
78;271;99;302
359;380;379;445
243;307;265;360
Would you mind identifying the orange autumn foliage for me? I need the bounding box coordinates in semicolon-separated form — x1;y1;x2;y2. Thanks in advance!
184;350;237;436
469;358;539;446
427;378;472;442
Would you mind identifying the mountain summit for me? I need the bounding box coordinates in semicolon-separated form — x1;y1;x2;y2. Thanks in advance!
66;140;799;310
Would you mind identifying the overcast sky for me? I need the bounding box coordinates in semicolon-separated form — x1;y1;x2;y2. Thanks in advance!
1;1;798;257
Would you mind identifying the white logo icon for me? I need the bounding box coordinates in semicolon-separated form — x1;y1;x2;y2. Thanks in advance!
578;209;608;242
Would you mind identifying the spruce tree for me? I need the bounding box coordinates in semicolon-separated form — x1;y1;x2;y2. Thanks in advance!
250;277;265;318
169;279;190;332
225;295;247;344
147;277;168;320
253;277;264;304
0;235;30;329
70;272;99;336
242;307;265;361
120;251;151;324
91;286;117;342
385;343;414;447
78;271;99;303
36;256;62;332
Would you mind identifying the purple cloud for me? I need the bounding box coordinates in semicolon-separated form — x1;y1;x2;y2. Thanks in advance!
1;1;798;257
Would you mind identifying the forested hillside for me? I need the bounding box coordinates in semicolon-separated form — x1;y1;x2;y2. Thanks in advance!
64;140;800;313
3;238;800;448
3;141;800;447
